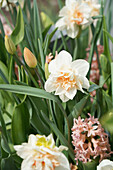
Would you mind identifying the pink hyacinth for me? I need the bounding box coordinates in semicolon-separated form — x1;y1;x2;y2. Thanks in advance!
71;113;111;164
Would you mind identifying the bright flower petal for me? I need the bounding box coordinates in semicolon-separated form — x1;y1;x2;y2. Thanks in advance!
45;77;57;93
71;59;89;76
59;94;70;103
97;159;113;170
49;50;72;73
65;87;77;100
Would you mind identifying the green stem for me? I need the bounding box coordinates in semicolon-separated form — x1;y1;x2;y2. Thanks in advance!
14;54;39;88
57;100;70;143
111;63;113;102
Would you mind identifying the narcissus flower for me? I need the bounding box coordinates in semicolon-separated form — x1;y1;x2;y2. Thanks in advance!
45;50;89;102
55;0;92;38
72;114;111;164
97;159;113;170
84;0;101;16
14;134;70;170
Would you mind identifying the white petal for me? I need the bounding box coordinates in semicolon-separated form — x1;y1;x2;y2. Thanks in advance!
79;76;90;89
55;18;67;30
58;145;68;152
55;86;65;95
65;87;77;100
49;50;72;73
55;152;70;170
76;80;84;93
21;156;34;170
71;59;89;76
45;77;56;92
59;94;69;102
28;134;37;146
66;24;79;38
14;144;33;159
59;6;69;17
47;134;55;148
97;159;113;170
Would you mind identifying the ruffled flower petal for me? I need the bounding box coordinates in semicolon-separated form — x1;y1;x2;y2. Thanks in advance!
71;59;89;76
97;159;113;170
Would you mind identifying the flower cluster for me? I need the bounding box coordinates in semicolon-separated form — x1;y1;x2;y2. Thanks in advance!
14;134;70;170
56;0;100;38
45;50;89;102
72;114;111;164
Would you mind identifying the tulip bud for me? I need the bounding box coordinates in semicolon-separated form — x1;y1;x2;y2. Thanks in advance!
5;35;16;55
24;47;37;68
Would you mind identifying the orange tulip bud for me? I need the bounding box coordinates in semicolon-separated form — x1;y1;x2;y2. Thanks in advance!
24;47;37;68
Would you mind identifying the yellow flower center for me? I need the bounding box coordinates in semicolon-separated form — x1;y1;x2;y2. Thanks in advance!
73;10;83;25
56;72;77;91
36;136;55;149
69;8;84;25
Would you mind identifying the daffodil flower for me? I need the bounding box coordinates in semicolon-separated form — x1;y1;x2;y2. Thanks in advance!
83;0;101;16
14;134;70;170
0;0;21;9
97;159;113;170
45;50;89;102
55;0;92;38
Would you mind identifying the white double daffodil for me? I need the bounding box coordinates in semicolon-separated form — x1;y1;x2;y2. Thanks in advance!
56;0;100;38
83;0;101;16
45;50;89;102
0;0;22;9
14;134;70;170
97;159;113;170
55;0;92;38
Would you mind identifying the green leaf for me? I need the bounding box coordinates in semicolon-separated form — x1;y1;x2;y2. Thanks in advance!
57;0;64;9
103;29;113;44
0;19;5;36
11;6;24;45
100;109;113;133
9;56;14;84
103;16;111;62
68;95;89;127
41;12;54;29
78;159;98;170
29;96;50;135
33;0;43;43
88;19;102;78
111;63;113;102
0;35;8;64
40;111;75;162
88;84;100;92
0;109;8;141
11;102;30;144
0;84;70;142
100;54;111;74
1;155;17;170
38;39;45;70
43;28;57;55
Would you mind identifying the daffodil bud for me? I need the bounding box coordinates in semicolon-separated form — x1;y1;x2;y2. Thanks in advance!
5;35;16;55
24;47;37;68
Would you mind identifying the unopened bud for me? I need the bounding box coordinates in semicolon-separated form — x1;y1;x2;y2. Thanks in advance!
5;35;16;55
24;47;37;68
